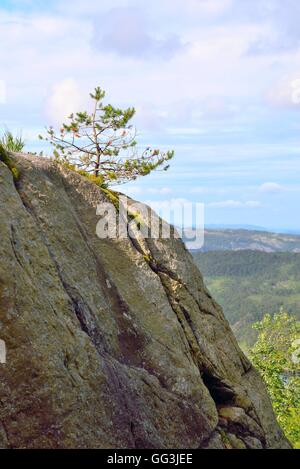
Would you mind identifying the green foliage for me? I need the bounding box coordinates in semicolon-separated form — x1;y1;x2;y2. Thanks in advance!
55;156;107;188
128;210;145;228
0;142;10;165
249;311;300;447
219;429;232;449
40;86;174;186
0;130;25;152
0;142;20;182
11;166;20;181
192;251;300;345
100;187;120;210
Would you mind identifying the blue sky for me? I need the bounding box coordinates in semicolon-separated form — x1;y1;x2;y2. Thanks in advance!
1;0;300;231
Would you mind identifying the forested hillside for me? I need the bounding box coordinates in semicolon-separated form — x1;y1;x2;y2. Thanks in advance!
192;250;300;345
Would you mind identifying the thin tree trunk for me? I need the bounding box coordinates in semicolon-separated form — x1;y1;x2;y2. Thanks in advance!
93;99;101;177
95;153;100;177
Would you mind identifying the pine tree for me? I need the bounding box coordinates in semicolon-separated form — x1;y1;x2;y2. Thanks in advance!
40;87;174;186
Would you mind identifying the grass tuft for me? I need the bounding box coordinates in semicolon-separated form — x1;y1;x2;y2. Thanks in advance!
0;142;21;181
0;131;25;152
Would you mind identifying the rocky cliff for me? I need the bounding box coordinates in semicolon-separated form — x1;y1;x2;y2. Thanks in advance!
0;153;291;449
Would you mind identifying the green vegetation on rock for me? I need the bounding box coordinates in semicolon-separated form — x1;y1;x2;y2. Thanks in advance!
0;136;22;182
0;130;25;153
250;312;300;448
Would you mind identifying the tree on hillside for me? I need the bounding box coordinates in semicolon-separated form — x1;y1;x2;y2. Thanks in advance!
39;87;174;186
250;311;300;447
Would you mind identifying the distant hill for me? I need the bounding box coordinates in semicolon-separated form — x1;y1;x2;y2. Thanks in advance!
205;224;300;234
185;228;300;252
192;250;300;345
205;224;268;231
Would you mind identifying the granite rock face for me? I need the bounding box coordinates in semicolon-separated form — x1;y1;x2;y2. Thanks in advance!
0;154;291;448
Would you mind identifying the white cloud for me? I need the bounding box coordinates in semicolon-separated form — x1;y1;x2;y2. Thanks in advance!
147;187;172;195
145;198;190;210
246;200;262;208
57;0;233;23
46;78;88;124
1;1;299;137
186;0;233;16
190;186;227;195
244;0;300;55
208;199;261;208
122;186;172;196
122;186;142;196
267;74;300;109
0;80;6;104
92;7;184;60
259;182;284;194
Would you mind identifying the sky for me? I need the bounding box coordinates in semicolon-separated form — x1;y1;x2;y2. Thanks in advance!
0;0;300;231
